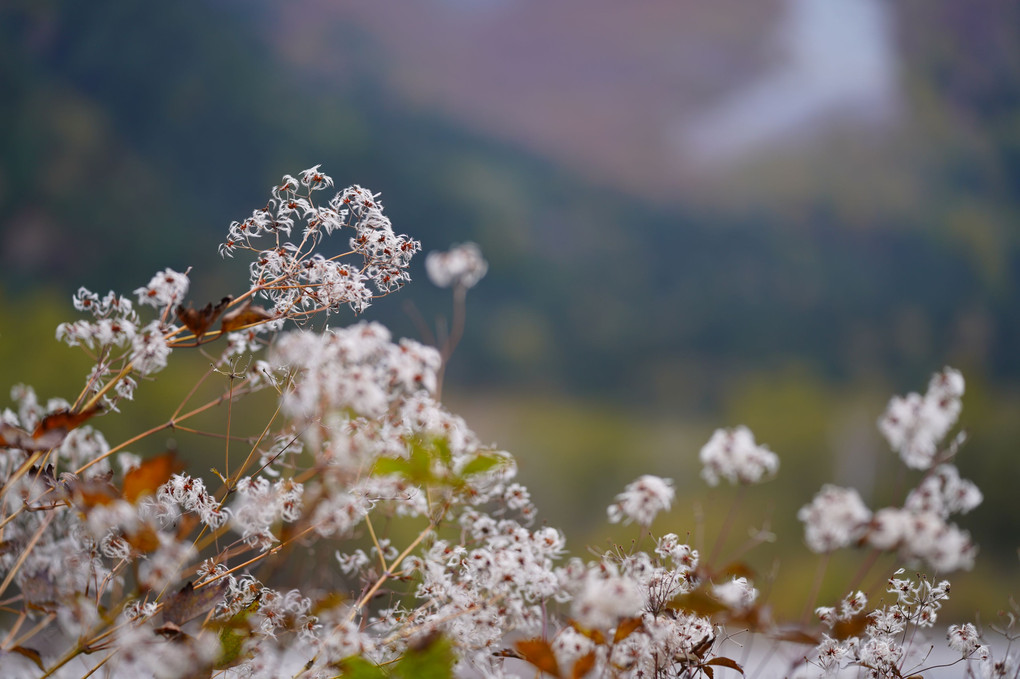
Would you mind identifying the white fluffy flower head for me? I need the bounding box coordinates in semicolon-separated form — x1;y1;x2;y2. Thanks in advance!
607;475;674;526
798;485;872;553
699;426;779;486
425;242;488;289
879;367;964;469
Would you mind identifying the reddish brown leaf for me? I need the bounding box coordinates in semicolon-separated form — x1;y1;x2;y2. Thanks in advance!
164;580;229;626
154;622;184;640
11;646;44;670
220;302;273;332
123;451;183;502
125;524;161;554
833;614;868;641
691;632;717;660
175;512;201;540
67;477;121;509
311;592;347;616
568;620;606;645
718;561;756;580
176;296;232;339
671;589;729;618
0;539;22;557
514;638;561;677
571;652;596;679
706;656;744;674
1;405;101;452
33;405;103;440
613;616;644;643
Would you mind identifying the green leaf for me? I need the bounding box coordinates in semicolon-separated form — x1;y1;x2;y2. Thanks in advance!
460;453;504;477
394;634;455;679
216;622;247;669
373;457;414;477
432;437;453;466
375;441;435;484
214;598;258;669
338;656;389;679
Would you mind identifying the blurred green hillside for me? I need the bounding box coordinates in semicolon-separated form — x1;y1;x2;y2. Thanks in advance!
2;0;1019;394
2;0;1018;616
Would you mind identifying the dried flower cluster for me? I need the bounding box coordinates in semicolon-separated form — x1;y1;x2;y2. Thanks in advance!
0;168;1015;679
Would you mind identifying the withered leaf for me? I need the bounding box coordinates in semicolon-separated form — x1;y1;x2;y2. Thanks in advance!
123;451;184;503
125;524;161;554
705;656;744;675
571;652;596;679
717;561;756;580
176;296;232;339
164;580;229;626
568;620;606;645
833;614;868;640
0;539;23;557
220;301;273;333
66;476;121;509
1;405;101;452
33;405;103;441
671;588;729;618
27;464;57;488
154;622;184;640
613;616;643;643
10;646;44;671
514;638;561;678
175;512;201;540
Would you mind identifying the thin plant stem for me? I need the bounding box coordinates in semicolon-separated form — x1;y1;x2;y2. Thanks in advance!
801;552;831;626
348;523;434;622
0;511;55;599
708;484;747;569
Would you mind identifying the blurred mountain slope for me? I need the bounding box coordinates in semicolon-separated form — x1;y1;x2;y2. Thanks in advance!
1;0;1018;398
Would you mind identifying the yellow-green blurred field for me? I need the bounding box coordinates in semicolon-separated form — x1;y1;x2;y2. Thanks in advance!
6;290;1013;625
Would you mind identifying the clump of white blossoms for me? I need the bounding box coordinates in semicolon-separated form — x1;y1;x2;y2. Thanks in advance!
607;474;675;526
879;366;964;469
806;572;974;678
425;242;489;289
799;484;873;553
797;367;981;572
2;167;1006;679
222;165;420;316
699;425;779;486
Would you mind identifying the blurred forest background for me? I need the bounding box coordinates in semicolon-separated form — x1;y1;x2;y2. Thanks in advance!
1;0;1018;618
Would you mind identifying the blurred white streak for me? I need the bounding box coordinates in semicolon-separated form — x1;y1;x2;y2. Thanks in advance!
679;0;899;167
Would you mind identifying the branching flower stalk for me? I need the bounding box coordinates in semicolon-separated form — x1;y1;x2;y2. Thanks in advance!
0;167;1016;679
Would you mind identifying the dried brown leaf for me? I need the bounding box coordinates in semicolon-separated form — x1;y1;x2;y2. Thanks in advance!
176;296;232;339
571;652;596;679
613;616;643;643
11;646;44;670
123;451;183;502
705;656;744;674
220;302;273;332
164;580;229;626
514;638;561;677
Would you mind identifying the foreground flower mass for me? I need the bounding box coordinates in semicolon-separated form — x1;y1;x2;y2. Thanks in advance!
0;168;1015;678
